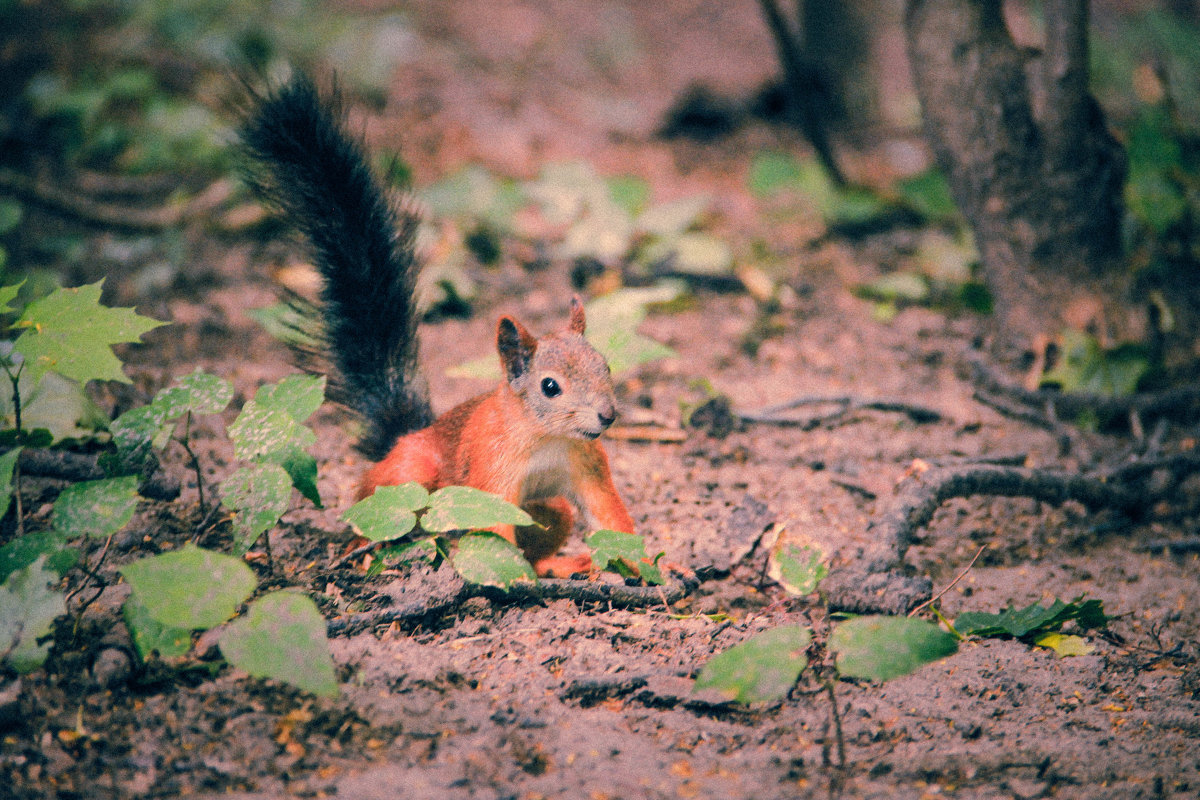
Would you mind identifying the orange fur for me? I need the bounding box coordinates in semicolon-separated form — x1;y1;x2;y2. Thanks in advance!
357;303;634;576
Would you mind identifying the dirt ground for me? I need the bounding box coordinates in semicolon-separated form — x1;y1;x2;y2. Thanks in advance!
3;2;1199;799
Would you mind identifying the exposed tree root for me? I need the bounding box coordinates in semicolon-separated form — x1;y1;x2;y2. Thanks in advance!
825;453;1200;614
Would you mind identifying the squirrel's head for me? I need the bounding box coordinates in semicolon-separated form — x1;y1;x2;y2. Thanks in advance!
496;296;617;439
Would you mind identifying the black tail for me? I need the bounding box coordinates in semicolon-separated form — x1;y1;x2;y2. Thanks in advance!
239;74;433;460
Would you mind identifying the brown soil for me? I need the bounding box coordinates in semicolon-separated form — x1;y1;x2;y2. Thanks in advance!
3;3;1198;799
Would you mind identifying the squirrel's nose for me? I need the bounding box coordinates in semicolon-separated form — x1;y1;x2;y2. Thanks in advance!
597;405;616;429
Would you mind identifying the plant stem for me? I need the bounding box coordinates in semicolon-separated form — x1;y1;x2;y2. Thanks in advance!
179;411;207;517
6;362;25;535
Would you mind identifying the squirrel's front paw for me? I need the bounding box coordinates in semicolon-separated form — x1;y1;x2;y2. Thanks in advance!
533;552;593;578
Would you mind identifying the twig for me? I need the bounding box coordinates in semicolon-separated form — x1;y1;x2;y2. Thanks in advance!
824;680;846;770
604;425;688;443
908;544;987;618
739;395;943;428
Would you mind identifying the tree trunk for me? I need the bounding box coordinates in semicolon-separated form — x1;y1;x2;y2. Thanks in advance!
905;0;1133;354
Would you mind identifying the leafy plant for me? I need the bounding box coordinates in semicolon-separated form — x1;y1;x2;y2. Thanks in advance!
953;597;1109;658
120;544;337;696
344;481;667;589
222;374;325;553
695;551;957;705
585;528;664;585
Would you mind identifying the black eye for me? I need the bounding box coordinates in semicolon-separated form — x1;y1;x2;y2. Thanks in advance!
541;377;562;398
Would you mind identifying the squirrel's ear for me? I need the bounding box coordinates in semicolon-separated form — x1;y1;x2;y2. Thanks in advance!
497;316;537;381
568;294;586;335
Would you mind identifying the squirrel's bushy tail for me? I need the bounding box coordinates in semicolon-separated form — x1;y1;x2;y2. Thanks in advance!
239;73;433;460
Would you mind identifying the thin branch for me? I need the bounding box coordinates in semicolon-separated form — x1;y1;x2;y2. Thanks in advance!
738;394;943;428
907;544;986;617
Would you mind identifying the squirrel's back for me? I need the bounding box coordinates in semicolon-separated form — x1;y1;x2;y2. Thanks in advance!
239;74;433;460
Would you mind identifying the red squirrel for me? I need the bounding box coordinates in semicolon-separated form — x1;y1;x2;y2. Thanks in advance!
240;75;635;576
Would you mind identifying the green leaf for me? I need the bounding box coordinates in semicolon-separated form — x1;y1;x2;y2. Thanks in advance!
52;475;139;539
450;531;537;587
218;590;338;697
119;543;256;630
896;167;959;223
277;447;321;508
227;400;316;463
341;482;429;542
828;185;890;226
12;281;167;385
0;370;109;444
0;556;66;672
1039;330;1151;398
1033;632;1094;658
636;195;710;238
0;278;25;310
694;625;811;704
109;402;172;456
855;272;930;304
584;284;682;375
0;531;79;585
421;485;534;532
768;543;827;596
585;529;665;584
0;201;23;237
123;594;191;660
0;446;21;520
954;597;1108;640
253;374;325;423
662;232;734;276
607;175;651;216
152;370;234;418
830;616;958;682
748;151;805;198
220;463;293;554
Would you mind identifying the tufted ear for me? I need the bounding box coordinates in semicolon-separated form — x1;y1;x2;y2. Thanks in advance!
497;316;538;381
568;294;586;335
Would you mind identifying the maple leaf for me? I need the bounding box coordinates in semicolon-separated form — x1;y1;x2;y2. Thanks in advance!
12;281;166;385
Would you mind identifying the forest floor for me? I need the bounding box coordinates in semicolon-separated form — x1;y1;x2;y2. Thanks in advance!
3;2;1199;799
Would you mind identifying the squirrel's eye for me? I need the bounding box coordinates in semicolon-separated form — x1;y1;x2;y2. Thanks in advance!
540;377;562;398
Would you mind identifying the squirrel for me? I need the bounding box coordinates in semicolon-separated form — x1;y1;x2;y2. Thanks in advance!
239;74;635;576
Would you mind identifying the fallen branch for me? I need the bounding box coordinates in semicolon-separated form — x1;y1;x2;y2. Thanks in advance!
8;447;181;501
326;573;701;637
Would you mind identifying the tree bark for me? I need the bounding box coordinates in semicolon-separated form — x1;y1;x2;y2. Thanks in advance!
905;0;1131;353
